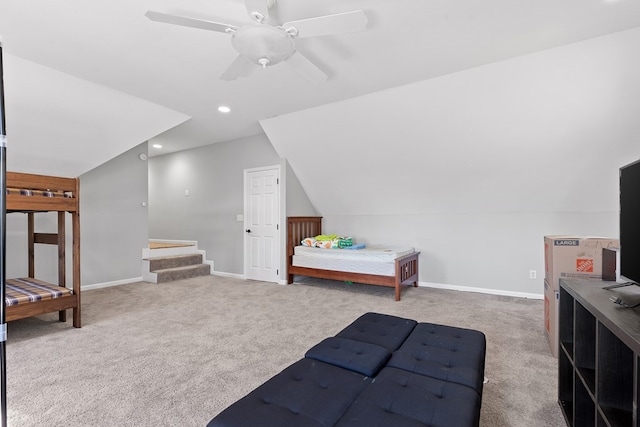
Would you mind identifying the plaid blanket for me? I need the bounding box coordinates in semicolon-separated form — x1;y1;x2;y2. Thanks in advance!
5;278;73;306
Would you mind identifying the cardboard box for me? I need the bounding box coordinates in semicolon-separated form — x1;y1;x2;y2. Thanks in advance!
544;279;559;358
544;235;619;290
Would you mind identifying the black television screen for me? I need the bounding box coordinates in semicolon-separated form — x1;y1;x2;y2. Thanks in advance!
620;159;640;284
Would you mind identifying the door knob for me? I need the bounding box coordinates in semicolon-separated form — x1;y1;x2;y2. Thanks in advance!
245;229;251;233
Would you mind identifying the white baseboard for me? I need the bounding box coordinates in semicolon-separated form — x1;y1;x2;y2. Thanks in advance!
81;275;543;300
83;277;143;291
211;271;245;280
418;281;543;300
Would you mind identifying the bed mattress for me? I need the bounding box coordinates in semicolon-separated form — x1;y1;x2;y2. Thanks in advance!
292;245;415;276
5;277;73;306
294;245;414;262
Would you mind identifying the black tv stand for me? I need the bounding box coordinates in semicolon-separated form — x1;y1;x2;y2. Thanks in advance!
558;278;640;426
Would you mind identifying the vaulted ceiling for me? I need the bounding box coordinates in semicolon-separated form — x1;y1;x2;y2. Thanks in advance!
1;0;639;176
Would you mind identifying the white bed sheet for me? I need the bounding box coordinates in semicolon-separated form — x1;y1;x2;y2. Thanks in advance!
294;245;414;262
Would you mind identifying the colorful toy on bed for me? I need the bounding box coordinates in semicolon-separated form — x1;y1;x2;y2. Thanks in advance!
344;243;366;250
301;235;353;249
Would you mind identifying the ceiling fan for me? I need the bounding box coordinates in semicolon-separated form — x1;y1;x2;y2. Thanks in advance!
145;0;368;84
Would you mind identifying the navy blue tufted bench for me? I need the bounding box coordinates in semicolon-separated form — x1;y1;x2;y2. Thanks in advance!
208;313;486;427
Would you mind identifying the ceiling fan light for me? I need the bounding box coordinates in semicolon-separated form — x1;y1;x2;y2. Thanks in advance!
231;25;295;67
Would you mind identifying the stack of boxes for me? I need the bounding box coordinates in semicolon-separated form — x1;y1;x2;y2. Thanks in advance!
543;235;619;357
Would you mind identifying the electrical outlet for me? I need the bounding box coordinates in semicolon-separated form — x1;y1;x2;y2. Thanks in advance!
529;270;537;279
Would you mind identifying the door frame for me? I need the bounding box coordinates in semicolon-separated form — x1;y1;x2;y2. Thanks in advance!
243;164;285;283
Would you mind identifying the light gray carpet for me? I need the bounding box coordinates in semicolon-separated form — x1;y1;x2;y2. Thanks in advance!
6;276;565;426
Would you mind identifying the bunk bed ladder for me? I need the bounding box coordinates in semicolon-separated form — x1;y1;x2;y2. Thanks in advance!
27;211;67;323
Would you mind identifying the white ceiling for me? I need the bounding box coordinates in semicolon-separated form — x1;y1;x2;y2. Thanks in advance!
1;0;640;175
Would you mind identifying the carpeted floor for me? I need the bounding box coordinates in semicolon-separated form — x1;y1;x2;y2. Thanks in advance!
6;276;565;426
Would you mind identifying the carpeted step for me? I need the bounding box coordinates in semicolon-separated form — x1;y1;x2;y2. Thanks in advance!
155;264;211;283
148;253;203;271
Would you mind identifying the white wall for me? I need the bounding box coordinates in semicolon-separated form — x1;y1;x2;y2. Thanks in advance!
261;27;640;296
4;54;189;178
286;160;317;216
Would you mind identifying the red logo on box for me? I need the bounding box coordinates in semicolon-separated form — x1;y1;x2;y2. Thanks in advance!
544;296;549;332
576;258;594;272
544;243;548;272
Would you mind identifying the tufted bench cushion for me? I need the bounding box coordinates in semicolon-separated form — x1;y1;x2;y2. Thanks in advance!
335;312;417;351
387;323;486;393
208;358;371;427
335;367;481;427
207;313;485;427
305;337;391;377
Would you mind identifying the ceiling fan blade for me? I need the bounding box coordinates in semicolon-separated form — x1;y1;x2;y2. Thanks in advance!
244;0;271;23
285;51;328;84
283;10;367;38
220;55;256;81
145;11;238;34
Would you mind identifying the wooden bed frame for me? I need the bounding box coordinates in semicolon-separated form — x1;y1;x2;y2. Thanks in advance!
286;216;419;301
6;172;81;327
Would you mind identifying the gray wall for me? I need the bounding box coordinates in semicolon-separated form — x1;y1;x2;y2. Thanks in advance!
80;142;149;285
7;212;59;283
6;142;149;287
321;212;616;295
149;134;316;276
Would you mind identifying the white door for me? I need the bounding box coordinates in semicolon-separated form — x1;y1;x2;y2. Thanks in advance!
244;166;280;282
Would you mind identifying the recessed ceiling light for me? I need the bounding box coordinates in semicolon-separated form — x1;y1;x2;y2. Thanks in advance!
218;105;231;113
152;144;162;149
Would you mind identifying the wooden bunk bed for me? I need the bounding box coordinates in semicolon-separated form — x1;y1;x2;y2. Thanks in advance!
287;216;420;301
5;172;81;328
